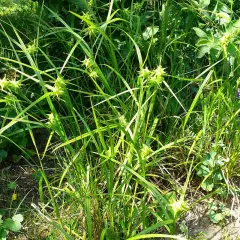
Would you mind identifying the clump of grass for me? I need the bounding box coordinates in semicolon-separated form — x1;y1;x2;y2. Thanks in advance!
0;0;240;239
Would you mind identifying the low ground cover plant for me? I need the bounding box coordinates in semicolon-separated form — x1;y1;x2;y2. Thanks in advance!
0;214;24;239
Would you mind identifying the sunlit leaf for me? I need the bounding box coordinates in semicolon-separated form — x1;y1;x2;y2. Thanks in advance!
143;26;159;40
208;211;224;223
193;27;207;38
201;178;214;191
199;0;210;8
12;214;24;223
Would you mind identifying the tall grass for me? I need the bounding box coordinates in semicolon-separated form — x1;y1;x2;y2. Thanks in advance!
0;0;240;239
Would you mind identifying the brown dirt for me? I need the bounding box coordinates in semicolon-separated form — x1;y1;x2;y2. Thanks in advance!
183;201;240;239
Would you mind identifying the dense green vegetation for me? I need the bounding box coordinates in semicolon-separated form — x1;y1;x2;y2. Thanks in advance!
0;0;240;239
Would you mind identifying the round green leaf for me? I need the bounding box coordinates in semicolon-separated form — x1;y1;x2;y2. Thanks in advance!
201;178;214;192
209;212;224;223
7;182;17;190
197;165;210;177
2;218;22;232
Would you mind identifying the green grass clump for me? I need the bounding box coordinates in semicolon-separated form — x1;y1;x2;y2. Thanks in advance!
0;0;240;239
